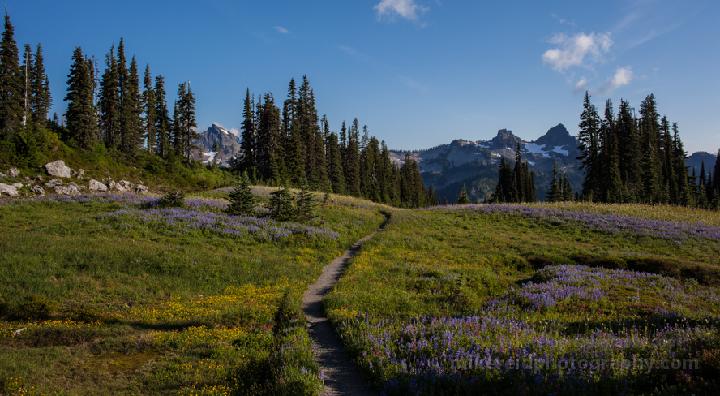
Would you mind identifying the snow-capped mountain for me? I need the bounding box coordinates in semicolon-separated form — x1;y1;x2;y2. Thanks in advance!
193;124;242;166
391;124;582;202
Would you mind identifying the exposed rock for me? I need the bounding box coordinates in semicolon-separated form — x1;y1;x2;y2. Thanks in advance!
0;183;19;197
77;169;85;179
8;167;19;177
31;185;45;196
135;184;149;194
45;179;62;188
109;179;135;192
12;183;23;189
88;179;108;192
45;160;72;178
54;183;80;196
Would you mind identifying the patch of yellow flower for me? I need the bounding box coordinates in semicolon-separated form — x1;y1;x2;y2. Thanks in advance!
0;319;100;338
151;326;245;351
178;384;232;396
328;307;360;321
124;283;285;324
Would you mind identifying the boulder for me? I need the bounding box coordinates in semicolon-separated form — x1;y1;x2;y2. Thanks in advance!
45;160;72;178
31;185;45;196
135;184;149;194
54;183;80;196
8;167;19;177
110;179;134;192
0;183;19;197
45;179;62;188
12;183;23;189
88;179;108;192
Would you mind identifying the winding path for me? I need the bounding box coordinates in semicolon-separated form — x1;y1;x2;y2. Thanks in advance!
302;214;389;396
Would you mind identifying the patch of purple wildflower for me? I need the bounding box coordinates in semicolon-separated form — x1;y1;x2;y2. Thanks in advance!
438;204;720;241
106;207;339;241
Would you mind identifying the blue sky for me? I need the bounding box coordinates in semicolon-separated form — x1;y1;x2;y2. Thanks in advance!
9;0;720;153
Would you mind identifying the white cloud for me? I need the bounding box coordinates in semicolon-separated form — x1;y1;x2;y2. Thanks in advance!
609;66;633;89
374;0;426;21
542;32;613;71
274;25;289;34
574;77;588;92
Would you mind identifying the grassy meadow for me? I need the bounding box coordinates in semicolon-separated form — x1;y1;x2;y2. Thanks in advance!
326;203;720;394
0;190;385;394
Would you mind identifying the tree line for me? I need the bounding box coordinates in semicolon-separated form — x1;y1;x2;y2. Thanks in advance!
231;76;433;208
0;14;197;165
490;142;537;203
578;91;720;209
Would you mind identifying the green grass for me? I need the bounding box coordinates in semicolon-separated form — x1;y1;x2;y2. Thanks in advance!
0;192;385;394
325;205;720;394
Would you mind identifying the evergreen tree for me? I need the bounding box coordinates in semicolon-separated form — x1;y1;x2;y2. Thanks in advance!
121;56;143;153
172;82;196;160
325;121;345;194
21;44;31;127
239;88;257;175
638;94;662;202
547;162;562;202
295;186;317;223
457;184;470;204
267;186;295;221
0;15;22;138
379;141;394;203
577;91;601;201
143;65;157;153
282;79;305;185
660;116;677;203
99;45;120;148
64;47;98;148
617;99;642;200
345;118;361;195
713;149;720;199
493;157;513;202
154;75;171;157
226;171;255;216
256;93;284;183
30;44;51;125
601;99;624;202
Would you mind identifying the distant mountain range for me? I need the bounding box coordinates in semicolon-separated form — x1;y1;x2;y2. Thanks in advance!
390;124;583;202
193;124;242;166
194;122;717;202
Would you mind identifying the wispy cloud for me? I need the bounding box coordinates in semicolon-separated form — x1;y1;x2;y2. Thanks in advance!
274;25;289;34
608;66;633;91
574;77;588;92
374;0;427;21
551;13;576;28
542;32;613;71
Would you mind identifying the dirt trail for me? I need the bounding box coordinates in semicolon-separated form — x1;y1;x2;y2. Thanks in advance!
302;214;389;396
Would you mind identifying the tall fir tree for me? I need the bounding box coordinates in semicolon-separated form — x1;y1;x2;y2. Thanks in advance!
30;44;50;125
638;94;662;202
154;75;171;157
120;56;143;154
98;45;120;148
0;15;22;138
64;47;99;148
577;91;601;201
143;65;157;153
324;118;345;194
345;118;361;196
601;99;624;202
256;93;284;183
21;44;31;127
239;88;257;175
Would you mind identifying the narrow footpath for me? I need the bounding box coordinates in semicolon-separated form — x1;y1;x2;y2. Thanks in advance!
302;214;389;396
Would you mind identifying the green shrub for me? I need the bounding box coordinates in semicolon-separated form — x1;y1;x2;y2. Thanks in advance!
156;191;185;208
226;172;255;216
4;295;52;321
267;187;295;222
295;187;317;223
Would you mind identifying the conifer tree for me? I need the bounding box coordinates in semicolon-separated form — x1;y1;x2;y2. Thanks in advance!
154;75;171;157
173;82;196;160
547;162;562;202
64;47;98;148
282;79;305;185
660;116;677;203
601;99;624;202
457;184;470;204
379;141;394;203
267;186;295;221
617;99;642;200
295;186;317;223
577;91;601;200
639;94;662;202
30;44;51;125
227;171;255;216
143;65;157;153
99;45;120;148
121;56;143;153
325;120;345;194
256;93;284;183
21;44;31;127
239;88;257;175
345;118;361;195
0;15;22;138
